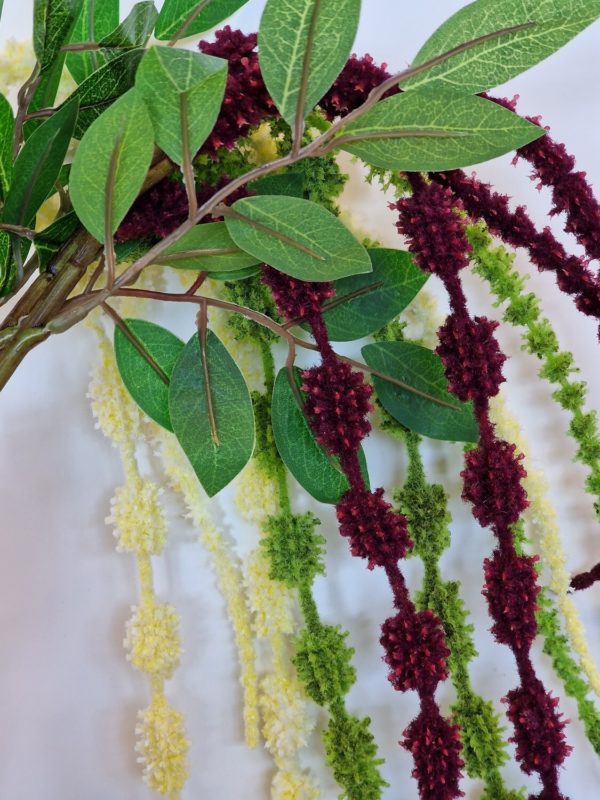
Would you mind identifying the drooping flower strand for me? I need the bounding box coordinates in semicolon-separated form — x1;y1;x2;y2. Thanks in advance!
88;320;189;799
262;268;465;800
465;221;600;589
225;286;388;800
486;93;600;265
373;324;523;799
432;169;600;334
396;175;571;800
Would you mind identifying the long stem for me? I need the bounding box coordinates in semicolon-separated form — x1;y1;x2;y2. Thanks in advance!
12;62;41;158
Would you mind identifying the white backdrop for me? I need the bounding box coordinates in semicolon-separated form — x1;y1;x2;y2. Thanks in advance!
1;2;600;798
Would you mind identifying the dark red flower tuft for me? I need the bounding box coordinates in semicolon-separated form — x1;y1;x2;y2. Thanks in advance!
319;53;397;120
199;27;276;153
504;681;572;776
393;182;471;279
483;548;540;651
261;266;335;321
402;704;464;800
461;439;528;529
116;176;250;242
301;360;373;455
380;609;450;694
436;313;506;402
336;487;412;569
435;170;600;327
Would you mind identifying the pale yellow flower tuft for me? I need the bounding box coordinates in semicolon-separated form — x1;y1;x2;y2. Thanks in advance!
0;39;35;94
245;550;295;637
272;769;320;800
125;600;182;680
88;331;143;445
260;672;315;761
107;476;167;556
136;693;189;798
235;459;279;525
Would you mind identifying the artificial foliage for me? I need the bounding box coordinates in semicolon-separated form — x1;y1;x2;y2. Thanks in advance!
1;1;600;799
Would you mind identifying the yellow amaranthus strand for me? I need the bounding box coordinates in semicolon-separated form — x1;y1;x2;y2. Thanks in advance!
236;464;320;800
88;318;189;799
155;427;261;748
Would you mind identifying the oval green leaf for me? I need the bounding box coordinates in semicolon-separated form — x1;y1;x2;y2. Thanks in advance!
114;319;184;431
158;221;261;272
68;48;145;138
34;0;82;71
309;248;428;341
272;367;369;504
225;195;372;282
66;0;119;83
336;89;544;172
70;88;154;243
259;0;361;131
135;46;227;166
250;171;306;198
404;0;600;94
169;329;255;497
362;341;478;442
154;0;250;42
3;98;79;228
99;2;158;55
0;231;13;295
0;93;14;201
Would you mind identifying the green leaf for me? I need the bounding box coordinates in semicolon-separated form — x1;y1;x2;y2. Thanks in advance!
362;341;478;442
0;93;14;201
135;46;227;166
272;367;369;504
169;329;255;497
154;0;250;42
114;319;184;431
250;171;306;198
310;248;428;341
98;2;158;56
66;0;119;83
225;195;372;282
258;0;361;131
405;0;600;94
70;89;154;242
34;0;82;71
159;221;261;272
2;98;79;228
114;238;152;263
24;54;67;139
68;48;145;138
33;210;80;271
336;89;544;172
208;265;261;281
0;231;13;295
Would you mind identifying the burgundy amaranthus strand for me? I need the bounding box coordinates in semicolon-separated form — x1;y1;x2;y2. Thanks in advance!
262;266;464;800
487;93;600;265
395;175;571;800
433;169;600;335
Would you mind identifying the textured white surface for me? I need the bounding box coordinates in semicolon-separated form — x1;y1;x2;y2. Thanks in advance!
1;1;600;798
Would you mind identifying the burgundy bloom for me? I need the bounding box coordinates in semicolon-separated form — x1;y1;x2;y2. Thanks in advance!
394;182;471;279
461;439;528;529
381;609;450;694
319;53;396;120
402;704;465;800
436;313;506;402
483;548;540;651
301;360;373;455
199;27;276;153
504;682;572;777
435;170;600;328
261;266;335;321
336;486;412;569
570;562;600;591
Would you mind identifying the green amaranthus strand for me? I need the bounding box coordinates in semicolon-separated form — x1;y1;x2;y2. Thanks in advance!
466;220;600;522
228;295;387;799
